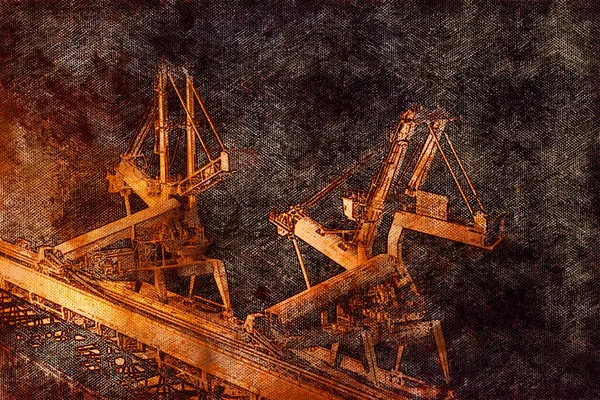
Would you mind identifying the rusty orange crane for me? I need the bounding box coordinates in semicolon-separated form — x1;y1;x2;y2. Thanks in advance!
101;61;232;312
265;106;501;393
270;109;498;274
0;96;455;399
0;60;502;399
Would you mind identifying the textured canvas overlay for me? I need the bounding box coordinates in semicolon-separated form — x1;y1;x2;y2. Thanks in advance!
0;1;598;399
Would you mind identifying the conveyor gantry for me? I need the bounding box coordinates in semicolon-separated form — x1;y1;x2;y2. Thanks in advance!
0;245;440;400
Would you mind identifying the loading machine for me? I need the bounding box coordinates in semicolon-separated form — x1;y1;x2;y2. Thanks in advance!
265;107;502;395
0;66;501;399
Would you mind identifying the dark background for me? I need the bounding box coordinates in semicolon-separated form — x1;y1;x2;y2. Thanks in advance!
0;1;599;399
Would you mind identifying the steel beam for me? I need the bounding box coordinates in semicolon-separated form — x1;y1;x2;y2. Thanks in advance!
391;210;497;249
0;255;409;400
293;215;359;270
55;199;180;259
266;254;401;326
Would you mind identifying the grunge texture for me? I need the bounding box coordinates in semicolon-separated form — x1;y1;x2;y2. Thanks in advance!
0;1;599;399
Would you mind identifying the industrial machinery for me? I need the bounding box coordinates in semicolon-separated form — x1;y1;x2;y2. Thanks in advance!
84;61;232;312
0;65;501;399
265;107;502;395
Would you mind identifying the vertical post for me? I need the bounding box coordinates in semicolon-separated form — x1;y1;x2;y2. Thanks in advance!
186;74;197;210
432;320;450;385
361;330;379;387
212;259;232;315
155;245;168;303
291;237;311;290
185;74;196;178
329;342;340;366
154;269;168;304
188;274;196;298
157;63;169;184
121;188;134;239
393;344;405;373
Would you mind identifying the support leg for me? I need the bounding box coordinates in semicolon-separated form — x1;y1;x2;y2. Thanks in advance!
393;344;405;373
361;330;379;387
188;274;197;298
291;237;311;290
329;342;340;367
432;320;450;384
154;269;168;304
387;220;404;260
211;259;232;315
120;189;134;240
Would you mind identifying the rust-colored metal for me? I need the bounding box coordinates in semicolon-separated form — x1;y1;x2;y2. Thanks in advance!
107;63;230;206
0;252;430;400
265;106;502;400
104;64;234;314
54;198;180;260
0;64;502;399
352;109;417;263
266;254;400;325
390;210;501;250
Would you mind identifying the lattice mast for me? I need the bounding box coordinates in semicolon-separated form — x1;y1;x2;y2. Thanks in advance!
104;61;232;311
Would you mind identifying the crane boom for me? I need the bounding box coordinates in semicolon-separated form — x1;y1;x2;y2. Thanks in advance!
405;119;446;195
352;109;416;262
301;153;374;209
54;199;180;260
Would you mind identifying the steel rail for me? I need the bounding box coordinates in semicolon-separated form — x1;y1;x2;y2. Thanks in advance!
0;252;414;400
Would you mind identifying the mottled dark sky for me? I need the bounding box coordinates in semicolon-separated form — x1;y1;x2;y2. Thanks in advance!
0;1;599;399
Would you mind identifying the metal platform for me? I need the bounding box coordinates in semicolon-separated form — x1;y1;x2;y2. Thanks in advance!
0;253;421;400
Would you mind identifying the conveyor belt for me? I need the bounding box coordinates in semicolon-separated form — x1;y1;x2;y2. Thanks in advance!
0;251;414;400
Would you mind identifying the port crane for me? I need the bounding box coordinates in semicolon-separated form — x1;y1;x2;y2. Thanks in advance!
49;62;233;312
266;107;501;392
0;91;456;398
102;61;232;311
0;60;502;399
270;108;498;273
